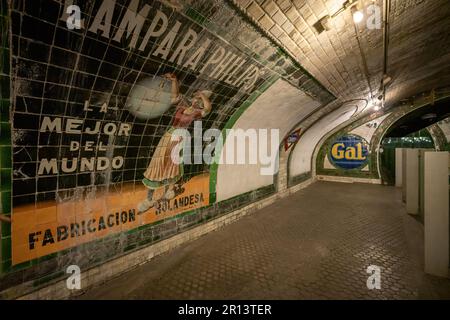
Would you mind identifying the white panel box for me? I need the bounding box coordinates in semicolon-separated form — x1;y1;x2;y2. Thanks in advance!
405;149;420;215
395;148;403;187
424;152;449;278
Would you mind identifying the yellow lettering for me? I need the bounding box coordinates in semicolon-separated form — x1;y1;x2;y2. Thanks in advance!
331;143;345;159
345;147;356;160
355;143;367;160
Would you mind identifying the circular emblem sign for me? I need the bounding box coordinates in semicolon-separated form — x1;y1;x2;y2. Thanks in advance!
328;135;369;170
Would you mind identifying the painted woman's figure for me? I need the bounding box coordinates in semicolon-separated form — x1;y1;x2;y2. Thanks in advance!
138;73;212;213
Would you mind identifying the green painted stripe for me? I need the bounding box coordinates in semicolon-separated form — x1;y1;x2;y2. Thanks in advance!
0;1;11;275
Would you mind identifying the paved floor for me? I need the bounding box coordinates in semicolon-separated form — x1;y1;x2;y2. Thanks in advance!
76;182;450;300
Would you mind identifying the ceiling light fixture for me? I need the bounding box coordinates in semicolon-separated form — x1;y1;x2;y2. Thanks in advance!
313;0;362;34
312;15;331;34
352;10;364;23
371;99;382;111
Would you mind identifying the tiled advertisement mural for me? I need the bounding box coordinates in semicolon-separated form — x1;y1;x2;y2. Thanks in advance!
0;0;333;280
288;102;361;185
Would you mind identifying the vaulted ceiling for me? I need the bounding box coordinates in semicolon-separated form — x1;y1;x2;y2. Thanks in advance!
234;0;450;124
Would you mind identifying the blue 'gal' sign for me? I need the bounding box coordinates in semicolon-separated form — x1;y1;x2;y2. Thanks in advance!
328;135;369;170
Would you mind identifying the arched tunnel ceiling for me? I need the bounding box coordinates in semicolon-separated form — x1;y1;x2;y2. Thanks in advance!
216;78;321;201
235;0;450;128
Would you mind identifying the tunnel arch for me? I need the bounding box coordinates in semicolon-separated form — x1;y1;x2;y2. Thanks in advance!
287;100;368;186
301;89;450;185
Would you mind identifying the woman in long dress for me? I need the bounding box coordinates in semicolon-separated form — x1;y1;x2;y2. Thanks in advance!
138;73;212;213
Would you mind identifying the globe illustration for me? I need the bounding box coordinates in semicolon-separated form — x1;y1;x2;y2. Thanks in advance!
126;76;172;120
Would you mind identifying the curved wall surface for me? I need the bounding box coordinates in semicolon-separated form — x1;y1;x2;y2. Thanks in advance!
216;79;321;201
289;103;359;179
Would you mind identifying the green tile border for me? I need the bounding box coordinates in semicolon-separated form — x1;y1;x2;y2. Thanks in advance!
0;0;11;275
427;123;447;151
288;172;312;188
